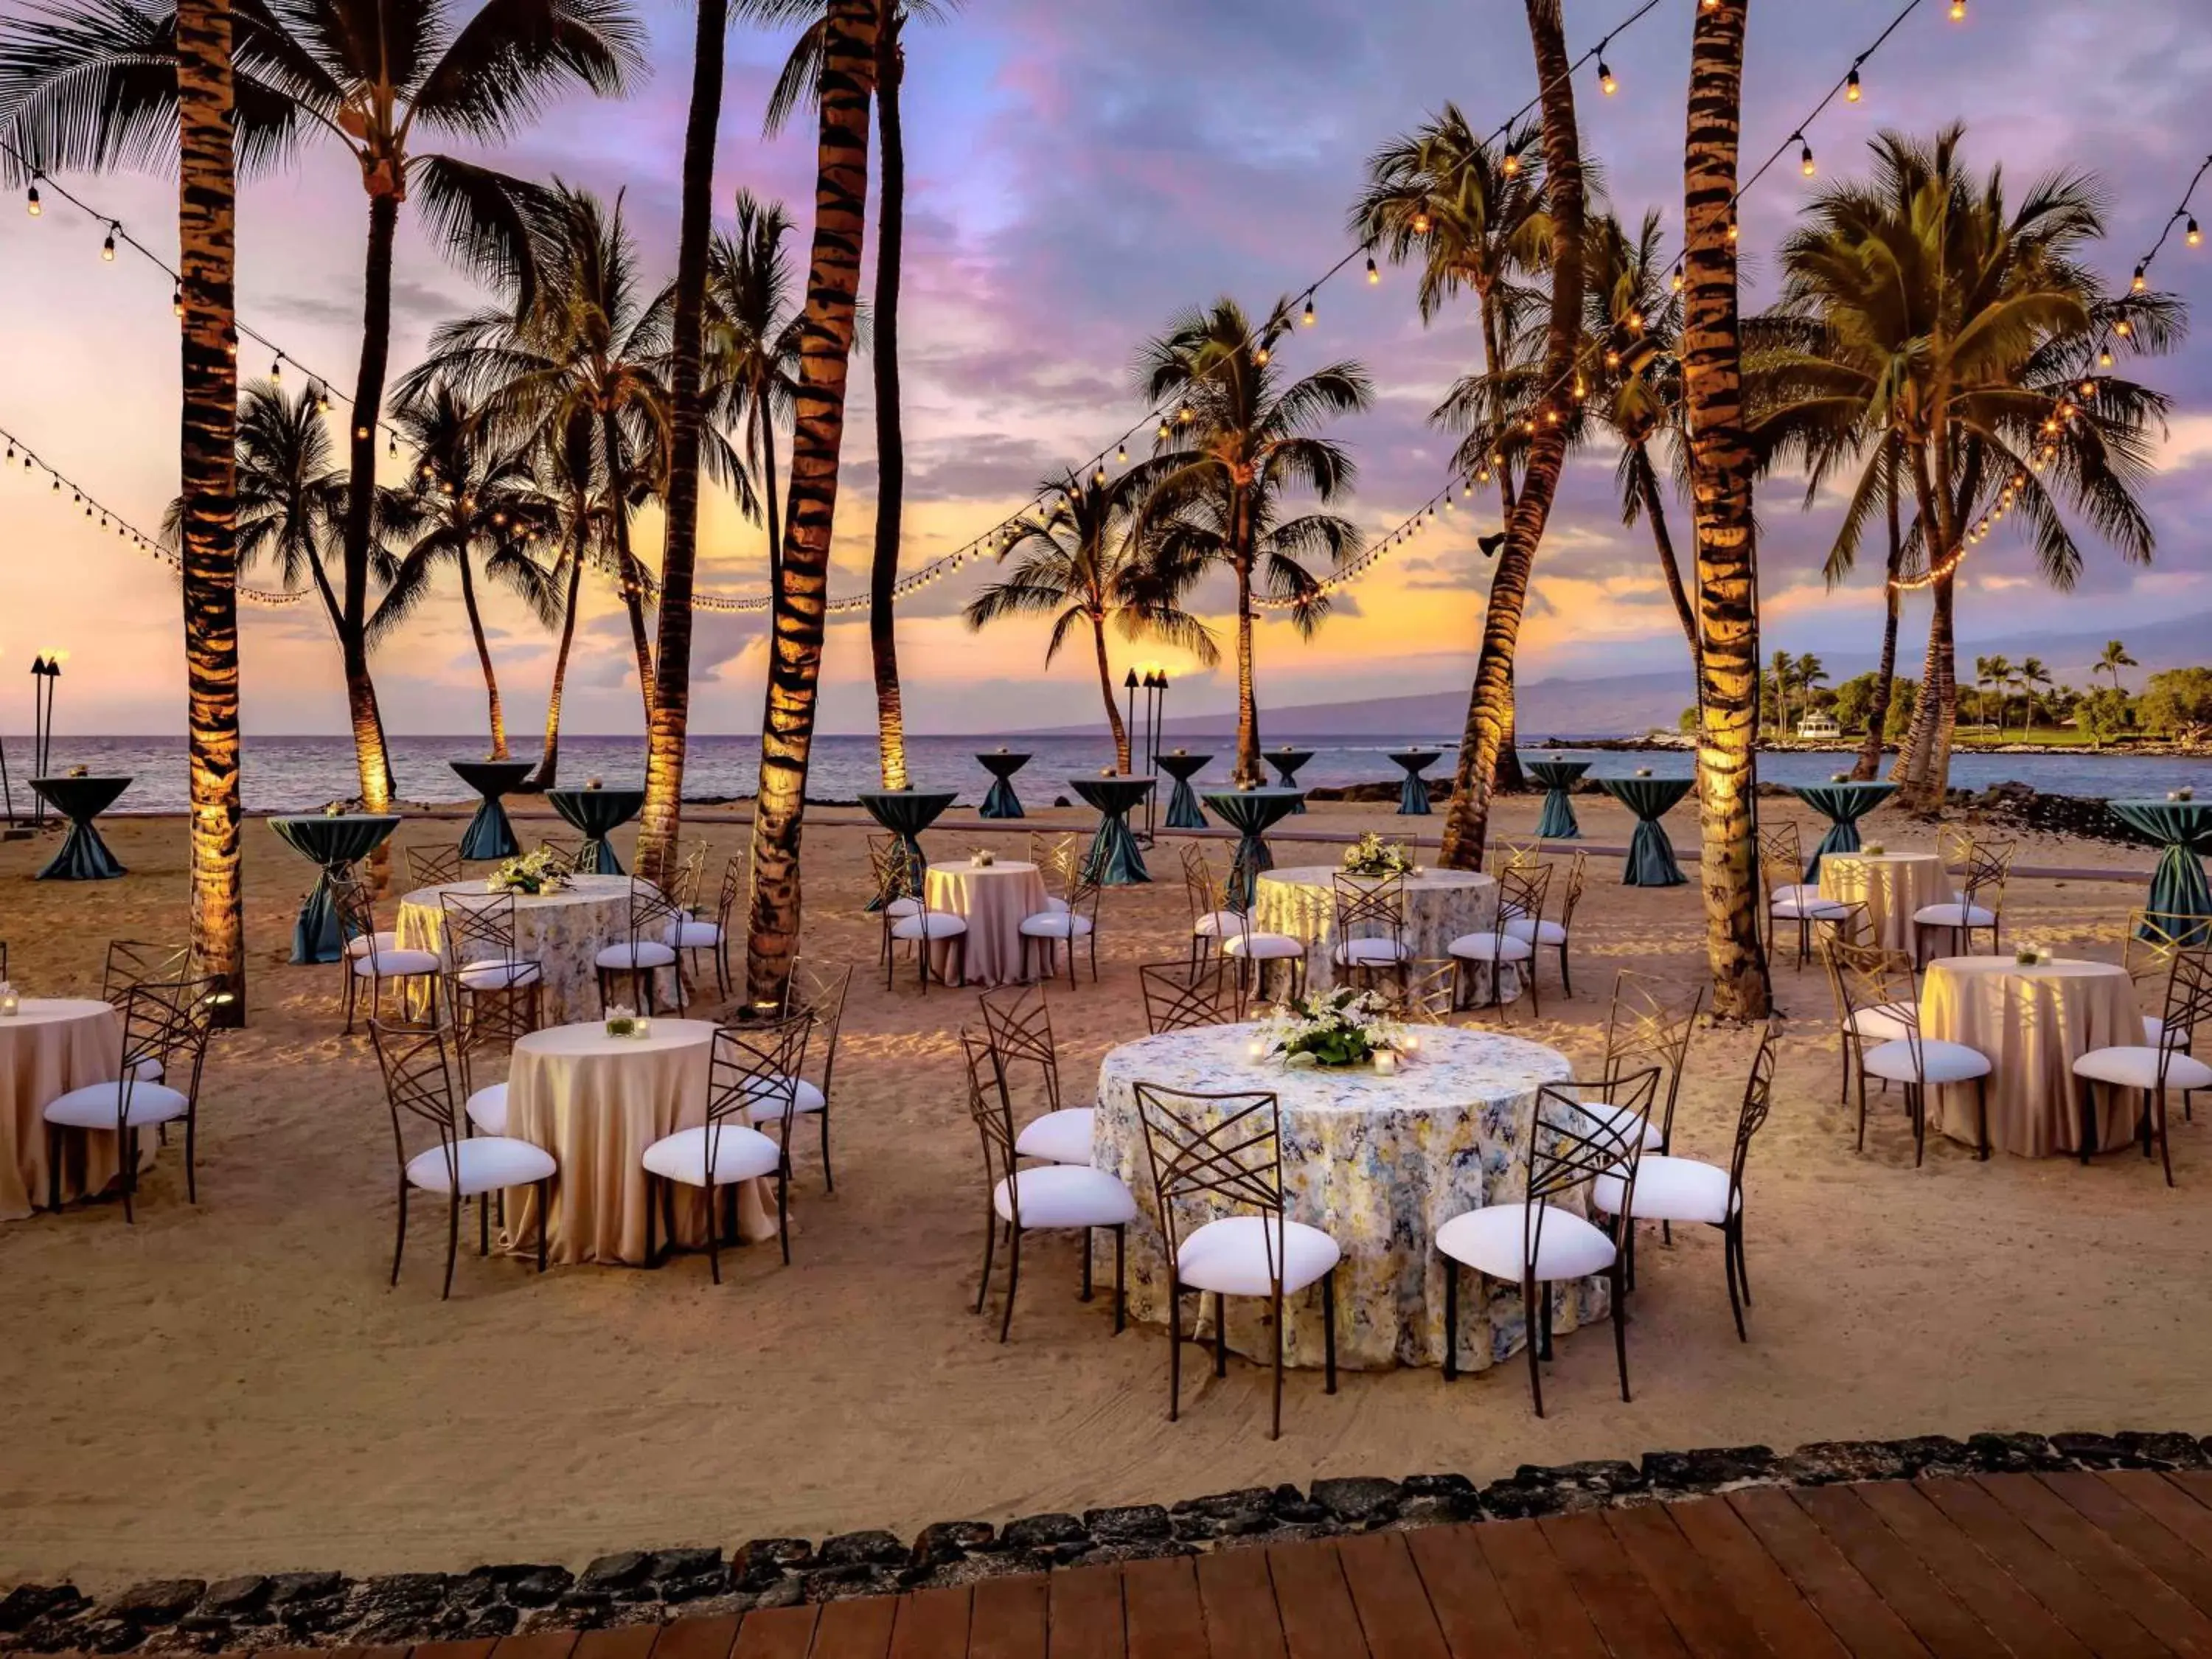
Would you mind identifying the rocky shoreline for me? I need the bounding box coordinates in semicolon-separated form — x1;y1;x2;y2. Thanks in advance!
4;1429;2205;1654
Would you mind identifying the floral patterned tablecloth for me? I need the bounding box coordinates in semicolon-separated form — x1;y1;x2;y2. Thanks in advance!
395;873;675;1025
1093;1020;1593;1371
1252;865;1516;1001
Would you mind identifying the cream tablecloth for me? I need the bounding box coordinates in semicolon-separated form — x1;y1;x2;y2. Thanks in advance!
1252;865;1517;1001
1093;1020;1587;1370
1818;852;1947;955
1920;957;2141;1158
397;874;675;1024
504;1018;776;1265
1;999;128;1220
925;860;1050;987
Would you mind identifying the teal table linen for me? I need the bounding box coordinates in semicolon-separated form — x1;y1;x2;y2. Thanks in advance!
1157;753;1212;830
1267;748;1315;813
451;759;536;861
1526;759;1590;841
1070;776;1155;886
1599;776;1694;887
29;775;131;880
1788;781;1897;879
547;787;644;875
2110;799;2212;945
1203;787;1305;909
1388;750;1441;816
858;787;959;909
270;813;401;962
975;753;1031;820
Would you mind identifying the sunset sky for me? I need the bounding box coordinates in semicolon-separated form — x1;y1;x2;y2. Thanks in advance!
0;0;2207;738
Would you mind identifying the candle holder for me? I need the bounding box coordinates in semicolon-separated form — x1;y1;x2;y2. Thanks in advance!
0;983;18;1018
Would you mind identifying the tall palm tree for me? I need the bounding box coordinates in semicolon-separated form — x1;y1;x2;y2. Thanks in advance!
0;0;645;818
1134;297;1371;786
1436;0;1587;868
1796;653;1829;712
745;0;878;1008
372;383;563;759
531;412;616;788
1769;648;1793;740
963;470;1219;770
1978;653;2014;731
704;190;804;588
1683;0;1768;1018
2018;655;2054;732
175;0;243;1022
2097;639;2138;692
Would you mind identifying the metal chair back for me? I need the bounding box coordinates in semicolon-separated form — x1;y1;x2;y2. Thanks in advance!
1526;1067;1660;1261
1332;872;1406;961
1727;1018;1784;1208
407;845;462;888
782;958;852;1099
2153;948;2212;1087
709;1014;813;1170
439;887;521;969
978;984;1061;1111
1139;957;1242;1034
103;939;192;1010
1602;970;1703;1147
1133;1082;1288;1284
116;975;222;1121
961;1028;1023;1223
369;1018;465;1191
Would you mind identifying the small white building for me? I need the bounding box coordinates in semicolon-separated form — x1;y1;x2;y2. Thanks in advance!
1795;711;1843;740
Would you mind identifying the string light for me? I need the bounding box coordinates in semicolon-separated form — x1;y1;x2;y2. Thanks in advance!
1599;58;1616;96
1366;256;1380;284
1301;296;1316;327
26;182;40;215
1798;134;1816;176
1949;0;1964;18
1846;66;1862;102
100;223;116;260
1410;209;1430;234
172;283;183;318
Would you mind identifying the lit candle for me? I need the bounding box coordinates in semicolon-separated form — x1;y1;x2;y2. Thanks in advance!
1246;1038;1266;1062
0;984;18;1018
1374;1050;1399;1076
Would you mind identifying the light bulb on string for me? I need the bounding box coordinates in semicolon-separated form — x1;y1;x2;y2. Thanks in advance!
1253;344;1269;366
1093;465;1107;486
1598;59;1615;96
172;283;184;317
1501;154;1520;177
1726;220;1739;243
1156;419;1171;439
1116;443;1127;464
2114;318;2134;338
101;225;116;260
1950;0;1965;18
26;184;40;216
2132;265;2147;293
1411;208;1431;234
2098;343;2115;366
1301;296;1315;327
1671;270;1684;293
1798;136;1815;177
270;355;282;384
2190;218;2202;248
1365;256;1379;284
1846;67;1862;102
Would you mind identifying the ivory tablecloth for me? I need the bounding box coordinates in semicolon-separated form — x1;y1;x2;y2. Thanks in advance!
397;874;675;1024
1819;852;1948;956
1093;1021;1586;1371
504;1018;776;1265
926;860;1050;987
1920;957;2141;1158
1;999;127;1220
1252;865;1514;1001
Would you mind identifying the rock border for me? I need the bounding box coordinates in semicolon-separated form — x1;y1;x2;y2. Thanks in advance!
5;1430;2205;1654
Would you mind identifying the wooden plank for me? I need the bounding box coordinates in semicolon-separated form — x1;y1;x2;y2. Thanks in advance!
2168;1473;2212;1517
2118;1473;2212;1563
1535;1511;1690;1656
728;1606;813;1659
1468;1517;1607;1658
1121;1556;1206;1659
1401;1525;1531;1659
489;1633;579;1659
1725;1486;1925;1658
1333;1531;1450;1659
888;1587;974;1659
2011;1473;2212;1650
1601;1504;1768;1658
1194;1545;1287;1659
968;1573;1049;1659
1856;1481;2102;1659
1046;1563;1127;1659
652;1615;742;1659
1789;1486;2004;1658
573;1627;661;1659
413;1641;502;1659
1265;1542;1368;1659
810;1594;899;1659
1665;1495;1850;1659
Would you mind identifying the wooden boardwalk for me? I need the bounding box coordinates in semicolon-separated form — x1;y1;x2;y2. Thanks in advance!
269;1470;2212;1657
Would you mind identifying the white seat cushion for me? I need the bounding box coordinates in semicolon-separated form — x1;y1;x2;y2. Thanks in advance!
464;1082;509;1135
456;957;541;991
992;1164;1137;1229
44;1079;190;1130
1576;1096;1663;1152
884;896;922;919
1014;1106;1095;1166
1435;1202;1617;1281
1503;916;1568;947
1043;896;1071;914
596;939;678;971
1019;912;1094;939
670;919;722;949
891;911;967;942
1862;1037;1993;1085
1193;911;1248;938
406;1135;556;1197
1771;895;1853;922
1913;901;1997;929
354;947;441;978
1770;883;1820;905
1335;936;1410;966
1176;1214;1340;1296
640;1121;782;1186
2072;1045;2212;1091
1222;931;1304;961
2143;1015;2193;1050
346;931;397;960
1447;930;1534;964
1851;1001;1916;1043
1591;1155;1735;1225
128;1056;164;1084
742;1074;827;1121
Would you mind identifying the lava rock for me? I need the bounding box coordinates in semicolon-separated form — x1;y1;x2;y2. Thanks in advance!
1310;1478;1402;1526
264;1573;346;1607
1395;1474;1481;1526
506;1569;574;1607
1966;1432;2071;1473
0;1587;84;1635
350;1573;449;1642
195;1579;268;1619
1641;1447;1776;1492
1169;1487;1279;1540
1000;1514;1086;1551
1778;1440;1918;1485
647;1548;722;1585
730;1539;813;1593
910;1521;995;1566
799;1565;902;1603
1482;1460;1643;1519
577;1552;652;1594
1083;1505;1172;1543
814;1531;907;1570
108;1582;206;1627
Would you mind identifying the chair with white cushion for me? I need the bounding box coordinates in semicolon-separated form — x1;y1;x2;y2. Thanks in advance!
2125;909;2200;1068
880;858;967;992
1331;873;1411;995
406;844;462;888
1133;1082;1339;1439
866;835;925;968
1583;970;1703;1159
367;1018;554;1298
451;942;541;1241
1830;944;1992;1164
1435;1066;1659;1416
1592;1020;1780;1340
595;879;685;1015
1020;857;1102;990
336;882;442;1035
1180;844;1245;962
1913;842;2013;963
643;1015;810;1280
1762;824;1855;970
1220;910;1307;1004
964;1031;1133;1341
671;855;741;998
102;939;193;1086
979;984;1092;1167
2073;946;2212;1187
1506;850;1588;1001
438;888;545;1030
767;958;853;1189
1387;959;1461;1026
1817;933;1915;1109
44;975;222;1222
1449;863;1547;1016
1139;957;1243;1035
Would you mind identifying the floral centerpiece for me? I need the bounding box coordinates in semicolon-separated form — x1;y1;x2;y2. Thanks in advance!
1340;831;1414;880
2014;943;2053;967
488;847;571;897
604;1004;651;1039
1861;841;1886;857
970;848;997;868
1254;987;1408;1071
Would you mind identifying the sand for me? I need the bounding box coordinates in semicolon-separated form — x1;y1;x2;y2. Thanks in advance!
0;791;2202;1586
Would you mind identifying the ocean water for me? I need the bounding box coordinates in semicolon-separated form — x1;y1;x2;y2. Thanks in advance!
4;731;2205;815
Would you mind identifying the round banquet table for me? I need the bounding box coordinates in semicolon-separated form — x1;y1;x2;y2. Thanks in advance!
1093;1022;1591;1370
1526;759;1590;841
503;1018;776;1265
1267;748;1315;812
1920;957;2142;1158
0;998;131;1220
396;874;672;1025
1818;852;1948;956
1387;751;1441;816
1789;781;1898;879
451;759;537;861
926;860;1051;987
1598;776;1694;886
270;813;403;963
546;787;644;875
1252;865;1516;1002
2109;800;2212;947
975;753;1031;820
1203;787;1306;909
29;776;132;880
858;787;959;910
1157;753;1212;830
1068;776;1155;886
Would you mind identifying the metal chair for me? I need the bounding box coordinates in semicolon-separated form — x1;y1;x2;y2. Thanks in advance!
1020;859;1102;990
2074;946;2212;1186
1138;957;1244;1034
1826;937;1991;1164
642;1015;810;1279
978;984;1095;1168
437;887;545;1029
1506;849;1588;999
42;975;223;1222
1585;969;1703;1158
1817;934;1916;1109
878;855;965;992
675;855;742;998
768;959;853;1189
335;881;442;1034
1331;872;1411;995
406;845;463;888
1180;843;1246;962
594;878;685;1015
1449;862;1547;1015
1913;841;2014;962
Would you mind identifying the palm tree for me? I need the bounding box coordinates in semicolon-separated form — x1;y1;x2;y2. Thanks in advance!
1769;648;1793;740
1977;653;2014;732
964;471;1219;770
703;190;804;589
371;384;563;759
0;0;646;818
2097;639;2138;693
745;0;878;1008
1436;0;1587;868
531;413;617;787
1134;297;1371;786
1683;0;1768;1018
175;0;243;1022
1796;653;1829;716
2018;655;2054;733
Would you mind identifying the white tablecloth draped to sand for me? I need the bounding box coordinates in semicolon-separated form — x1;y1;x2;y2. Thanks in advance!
0;999;129;1220
1818;852;1949;956
397;874;675;1025
1252;865;1517;1001
1920;956;2142;1158
925;860;1051;987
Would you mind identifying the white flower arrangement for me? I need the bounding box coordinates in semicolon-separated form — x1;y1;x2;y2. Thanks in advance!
487;847;571;897
1340;831;1414;880
604;1004;652;1038
971;848;997;868
1254;986;1409;1071
2014;943;2052;967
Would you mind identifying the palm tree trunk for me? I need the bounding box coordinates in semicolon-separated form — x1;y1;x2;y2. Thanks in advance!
341;189;400;818
1635;440;1701;679
1853;441;1904;781
176;0;244;1026
1896;438;1961;810
1439;0;1584;869
456;552;507;759
634;0;729;886
1232;542;1260;787
868;13;909;792
531;542;585;790
1477;291;1527;799
745;0;878;1008
759;407;784;603
1093;614;1130;772
1682;0;1768;1019
602;414;658;728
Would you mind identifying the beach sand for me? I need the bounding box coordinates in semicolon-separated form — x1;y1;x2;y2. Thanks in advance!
0;793;2200;1585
